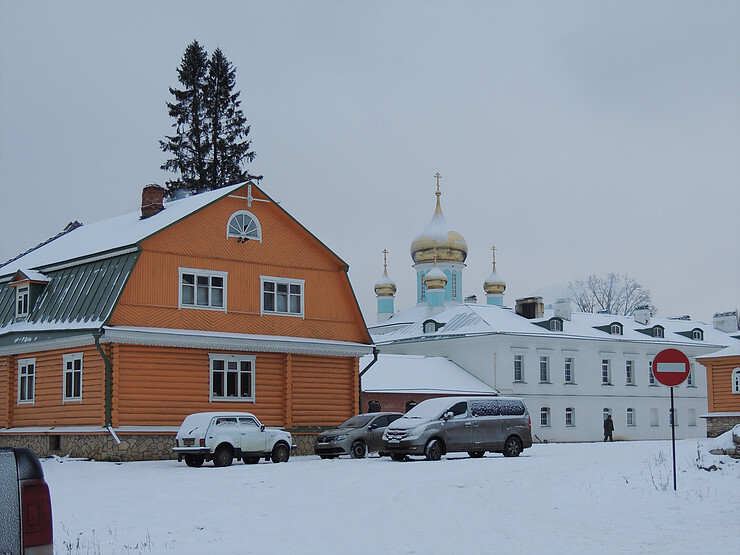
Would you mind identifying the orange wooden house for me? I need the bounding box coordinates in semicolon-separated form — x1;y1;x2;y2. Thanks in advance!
697;338;740;437
0;182;373;460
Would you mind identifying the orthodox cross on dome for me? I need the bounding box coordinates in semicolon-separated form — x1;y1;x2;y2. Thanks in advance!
491;245;497;271
382;248;389;272
434;172;442;195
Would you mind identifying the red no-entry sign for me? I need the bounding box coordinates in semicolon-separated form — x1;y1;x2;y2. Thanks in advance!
652;348;691;387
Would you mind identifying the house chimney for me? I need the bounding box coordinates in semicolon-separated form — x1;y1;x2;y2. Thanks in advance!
141;184;165;219
554;298;572;321
515;296;544;319
634;305;652;325
713;311;739;333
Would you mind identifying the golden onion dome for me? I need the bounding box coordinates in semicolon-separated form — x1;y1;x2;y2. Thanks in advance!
410;184;467;264
484;270;506;294
483;245;506;294
374;268;397;297
424;265;448;290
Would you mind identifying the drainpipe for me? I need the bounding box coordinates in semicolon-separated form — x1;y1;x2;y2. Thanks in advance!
93;329;119;444
358;347;379;414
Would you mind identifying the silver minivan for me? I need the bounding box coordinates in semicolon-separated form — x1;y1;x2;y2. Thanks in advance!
382;396;532;461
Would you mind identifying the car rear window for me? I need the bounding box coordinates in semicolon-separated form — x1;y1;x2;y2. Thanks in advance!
470;400;500;417
498;399;526;416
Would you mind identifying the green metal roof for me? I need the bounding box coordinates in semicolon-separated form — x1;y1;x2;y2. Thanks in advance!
0;251;139;332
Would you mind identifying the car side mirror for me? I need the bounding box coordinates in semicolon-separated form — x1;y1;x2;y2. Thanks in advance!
261;425;265;432
369;423;378;430
443;411;453;421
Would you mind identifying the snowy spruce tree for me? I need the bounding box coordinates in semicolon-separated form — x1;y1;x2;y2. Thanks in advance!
160;41;256;197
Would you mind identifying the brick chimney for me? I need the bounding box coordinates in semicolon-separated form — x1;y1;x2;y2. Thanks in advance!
141;184;165;219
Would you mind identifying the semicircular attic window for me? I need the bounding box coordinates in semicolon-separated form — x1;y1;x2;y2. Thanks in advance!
227;211;262;242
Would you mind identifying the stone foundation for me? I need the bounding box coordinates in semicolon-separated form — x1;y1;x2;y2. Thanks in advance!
0;429;321;462
705;415;740;438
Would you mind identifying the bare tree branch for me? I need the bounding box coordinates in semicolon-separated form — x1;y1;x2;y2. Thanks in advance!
568;273;654;316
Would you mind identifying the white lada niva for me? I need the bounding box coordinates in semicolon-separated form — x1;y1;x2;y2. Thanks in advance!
174;412;295;467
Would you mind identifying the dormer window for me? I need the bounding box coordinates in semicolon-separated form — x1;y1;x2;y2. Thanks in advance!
423;319;443;334
227;211;261;242
550;318;563;332
692;328;703;341
652;326;664;338
610;323;623;336
16;285;29;318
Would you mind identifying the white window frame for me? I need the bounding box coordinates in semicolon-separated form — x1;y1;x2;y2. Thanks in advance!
451;272;457;300
179;268;227;311
733;368;740;394
650;407;659;427
513;355;524;382
227;210;262;242
565;407;575;427
692;328;703;341
209;353;256;402
626;408;635;426
686;363;695;387
539;356;550;383
653;326;664;338
540;407;551;427
649;360;656;385
625;360;635;385
550;319;562;332
62;353;83;402
16;285;30;318
18;358;35;405
601;359;612;385
261;276;304;317
564;357;575;384
610;323;622;335
688;408;697;427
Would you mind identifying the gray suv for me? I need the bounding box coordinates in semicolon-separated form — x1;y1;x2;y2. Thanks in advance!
315;412;403;459
382;396;532;461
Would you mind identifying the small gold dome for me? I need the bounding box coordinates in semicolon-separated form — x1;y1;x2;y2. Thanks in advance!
484;271;506;294
374;269;397;297
410;183;467;264
424;265;448;290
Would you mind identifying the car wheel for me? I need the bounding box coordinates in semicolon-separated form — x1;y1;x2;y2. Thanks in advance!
242;457;260;464
390;453;406;461
213;444;233;467
271;443;290;463
184;454;205;467
425;439;443;461
350;441;367;459
468;451;485;458
503;436;523;457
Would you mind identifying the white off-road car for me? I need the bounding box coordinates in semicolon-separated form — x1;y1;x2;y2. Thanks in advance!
174;411;294;467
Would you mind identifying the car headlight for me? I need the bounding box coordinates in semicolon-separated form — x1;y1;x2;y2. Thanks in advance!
405;426;426;440
335;434;349;441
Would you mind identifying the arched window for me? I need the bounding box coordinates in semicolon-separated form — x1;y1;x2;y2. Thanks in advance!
565;407;575;427
692;328;704;341
733;368;740;394
652;326;664;338
227;211;261;242
540;407;551;427
451;272;458;300
610;323;623;335
550;318;562;332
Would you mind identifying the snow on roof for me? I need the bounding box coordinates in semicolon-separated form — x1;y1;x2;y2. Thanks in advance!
0;183;245;277
370;302;735;349
10;269;49;283
361;353;498;394
696;340;740;359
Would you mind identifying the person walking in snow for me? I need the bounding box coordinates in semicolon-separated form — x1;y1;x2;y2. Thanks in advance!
603;414;614;442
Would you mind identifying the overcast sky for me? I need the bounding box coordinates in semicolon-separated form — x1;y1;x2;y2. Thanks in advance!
1;1;738;324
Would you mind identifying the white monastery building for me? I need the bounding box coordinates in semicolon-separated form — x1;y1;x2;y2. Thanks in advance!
366;176;740;442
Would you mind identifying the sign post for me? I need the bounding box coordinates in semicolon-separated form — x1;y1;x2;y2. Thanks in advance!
652;349;691;491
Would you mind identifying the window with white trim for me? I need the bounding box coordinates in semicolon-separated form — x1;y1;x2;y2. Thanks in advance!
513;355;524;382
451;273;457;300
625;360;635;385
687;363;694;386
550;319;562;332
227;210;262;242
692;328;703;341
610;323;622;335
601;359;612;385
540;407;551;427
18;358;35;404
539;356;550;383
733;368;740;394
63;353;83;402
210;354;255;402
652;326;664;338
650;407;659;427
179;268;227;311
626;408;635;426
649;361;656;385
565;407;575;427
261;277;304;316
688;408;697;427
16;285;30;318
564;357;575;383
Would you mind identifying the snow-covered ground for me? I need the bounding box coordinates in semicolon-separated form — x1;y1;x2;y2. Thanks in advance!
45;435;738;554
